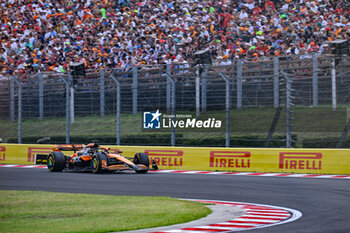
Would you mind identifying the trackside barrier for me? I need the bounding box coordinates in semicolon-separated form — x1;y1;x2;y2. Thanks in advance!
0;144;350;175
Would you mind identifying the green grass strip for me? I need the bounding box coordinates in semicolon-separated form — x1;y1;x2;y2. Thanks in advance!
0;190;211;233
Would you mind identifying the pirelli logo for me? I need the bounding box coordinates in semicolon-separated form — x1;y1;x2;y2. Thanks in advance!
209;151;251;168
27;147;52;162
279;152;322;170
145;149;183;167
0;146;6;161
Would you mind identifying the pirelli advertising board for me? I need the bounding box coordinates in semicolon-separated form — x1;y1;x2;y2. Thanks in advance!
0;144;350;175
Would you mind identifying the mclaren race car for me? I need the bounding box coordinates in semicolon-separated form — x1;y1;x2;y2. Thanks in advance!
35;142;158;174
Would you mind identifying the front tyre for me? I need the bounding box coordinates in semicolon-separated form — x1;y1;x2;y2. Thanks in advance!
91;152;108;174
133;152;149;174
47;152;65;172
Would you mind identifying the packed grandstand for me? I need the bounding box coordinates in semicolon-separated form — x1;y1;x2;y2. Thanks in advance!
0;0;349;74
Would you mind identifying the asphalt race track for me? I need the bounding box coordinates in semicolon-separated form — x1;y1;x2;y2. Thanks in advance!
1;167;349;233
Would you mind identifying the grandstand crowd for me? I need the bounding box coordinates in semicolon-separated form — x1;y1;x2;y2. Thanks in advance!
0;0;349;74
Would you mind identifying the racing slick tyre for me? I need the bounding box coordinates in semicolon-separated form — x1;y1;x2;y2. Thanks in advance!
133;152;149;174
47;152;65;172
91;152;108;174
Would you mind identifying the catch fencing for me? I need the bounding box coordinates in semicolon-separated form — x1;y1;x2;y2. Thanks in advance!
0;54;350;148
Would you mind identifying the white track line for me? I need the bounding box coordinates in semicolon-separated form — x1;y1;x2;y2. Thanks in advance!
1;164;349;179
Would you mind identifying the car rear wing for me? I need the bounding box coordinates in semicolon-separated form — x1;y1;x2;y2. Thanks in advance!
53;144;85;152
35;144;85;165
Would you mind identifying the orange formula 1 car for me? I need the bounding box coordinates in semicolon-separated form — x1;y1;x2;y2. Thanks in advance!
35;142;158;174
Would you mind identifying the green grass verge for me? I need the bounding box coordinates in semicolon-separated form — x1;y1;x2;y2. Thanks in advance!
0;190;211;233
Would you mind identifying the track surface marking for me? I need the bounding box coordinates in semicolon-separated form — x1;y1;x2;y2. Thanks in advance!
149;199;302;233
1;164;349;179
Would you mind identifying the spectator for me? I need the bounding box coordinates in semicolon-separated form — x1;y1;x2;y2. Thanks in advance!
0;0;349;75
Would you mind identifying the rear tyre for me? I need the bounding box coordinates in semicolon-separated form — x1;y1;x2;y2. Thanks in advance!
47;152;65;172
91;152;108;174
133;152;149;173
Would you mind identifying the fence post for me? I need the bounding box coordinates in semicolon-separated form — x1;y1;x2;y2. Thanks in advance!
166;64;171;113
117;80;121;146
312;54;318;107
12;77;22;144
111;74;121;145
166;73;176;146
18;81;22;144
273;57;279;108
61;76;71;144
201;65;207;113
132;67;138;114
66;77;71;144
231;61;236;94
196;66;200;117
331;58;337;111
286;77;292;148
10;76;15;121
68;73;75;123
39;73;44;120
281;72;292;148
219;73;230;147
237;59;242;109
100;69;105;117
